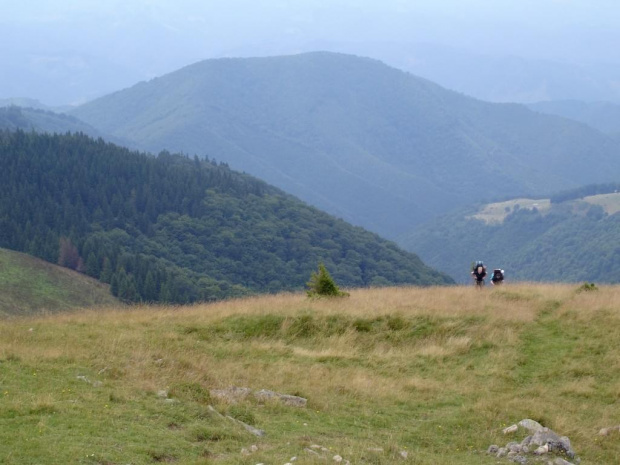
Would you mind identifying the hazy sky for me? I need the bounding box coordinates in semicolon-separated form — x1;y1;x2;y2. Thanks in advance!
2;0;619;104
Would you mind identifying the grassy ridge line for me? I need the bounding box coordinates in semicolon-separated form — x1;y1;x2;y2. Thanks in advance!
0;248;119;317
1;285;620;464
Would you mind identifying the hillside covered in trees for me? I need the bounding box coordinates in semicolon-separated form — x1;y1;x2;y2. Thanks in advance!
72;52;620;238
0;130;452;304
399;186;620;283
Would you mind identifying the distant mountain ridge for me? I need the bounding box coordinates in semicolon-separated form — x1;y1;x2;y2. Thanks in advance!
527;100;620;137
378;44;620;104
71;52;620;238
0;105;129;146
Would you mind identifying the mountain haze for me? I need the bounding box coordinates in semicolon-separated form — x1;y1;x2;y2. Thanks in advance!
528;100;620;137
304;42;620;104
72;52;620;238
0;105;123;143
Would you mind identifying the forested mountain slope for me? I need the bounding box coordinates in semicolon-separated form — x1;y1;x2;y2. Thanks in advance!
0;130;452;304
399;185;620;283
72;52;620;238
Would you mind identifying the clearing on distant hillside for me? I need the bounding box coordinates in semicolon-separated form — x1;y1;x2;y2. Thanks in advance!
0;247;119;317
582;192;620;215
469;198;551;224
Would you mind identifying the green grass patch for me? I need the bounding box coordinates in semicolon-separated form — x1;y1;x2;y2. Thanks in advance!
0;248;119;317
2;286;620;463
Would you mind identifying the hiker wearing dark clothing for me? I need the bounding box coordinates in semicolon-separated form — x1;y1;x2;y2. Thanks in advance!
491;269;505;285
471;261;487;288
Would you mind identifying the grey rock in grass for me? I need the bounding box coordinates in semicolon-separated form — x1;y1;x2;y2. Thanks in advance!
207;405;225;418
506;441;520;453
530;429;561;447
599;425;620;436
254;389;307;407
210;386;307;407
225;415;265;437
489;421;579;464
399;450;408;459
206;404;265;437
509;455;527;464
531;429;575;458
305;448;321;456
511;445;522;454
210;386;252;402
519;419;544;433
550;437;573;457
77;375;103;388
503;424;519;434
487;445;499;454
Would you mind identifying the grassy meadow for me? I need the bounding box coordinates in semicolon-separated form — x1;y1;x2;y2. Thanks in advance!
0;248;119;317
584;192;620;215
1;284;620;464
470;198;551;224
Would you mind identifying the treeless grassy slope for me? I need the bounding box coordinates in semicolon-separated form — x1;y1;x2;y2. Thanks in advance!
1;285;619;464
0;248;119;317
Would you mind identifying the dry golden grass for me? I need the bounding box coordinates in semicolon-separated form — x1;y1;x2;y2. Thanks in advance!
2;284;620;464
583;192;620;215
469;198;551;224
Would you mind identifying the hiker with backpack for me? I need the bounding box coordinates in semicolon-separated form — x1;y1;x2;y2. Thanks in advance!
491;269;505;285
471;261;487;288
